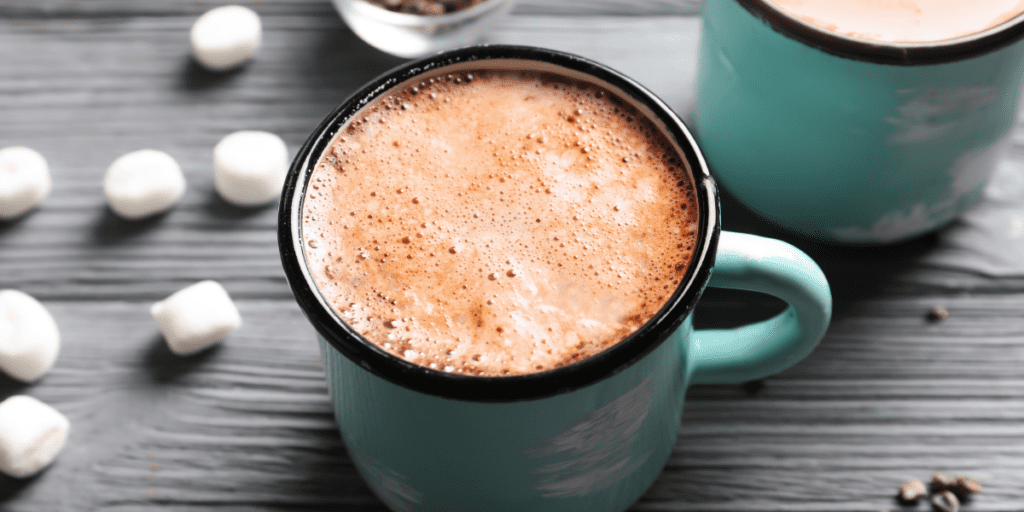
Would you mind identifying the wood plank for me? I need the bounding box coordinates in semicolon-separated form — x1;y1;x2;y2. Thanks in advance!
0;290;1021;511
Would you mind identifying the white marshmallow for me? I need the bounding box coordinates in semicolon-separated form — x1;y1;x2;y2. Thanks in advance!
0;146;51;220
0;395;70;478
151;280;241;356
104;149;186;220
0;290;60;383
213;130;289;206
190;5;262;71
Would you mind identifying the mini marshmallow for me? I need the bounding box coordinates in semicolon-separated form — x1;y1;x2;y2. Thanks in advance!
213;130;289;206
104;149;186;220
0;146;51;220
190;5;262;71
151;280;241;355
0;290;60;383
0;395;70;478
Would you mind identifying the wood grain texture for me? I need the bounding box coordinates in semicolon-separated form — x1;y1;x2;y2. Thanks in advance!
3;2;1024;511
3;293;1024;511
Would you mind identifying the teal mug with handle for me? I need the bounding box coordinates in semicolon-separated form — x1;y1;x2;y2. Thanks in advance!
694;0;1024;244
279;45;832;512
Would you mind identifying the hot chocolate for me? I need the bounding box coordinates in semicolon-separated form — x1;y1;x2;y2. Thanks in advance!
768;0;1024;42
301;68;698;376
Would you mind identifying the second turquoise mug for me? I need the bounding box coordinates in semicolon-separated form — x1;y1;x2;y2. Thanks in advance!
279;45;832;512
694;0;1024;244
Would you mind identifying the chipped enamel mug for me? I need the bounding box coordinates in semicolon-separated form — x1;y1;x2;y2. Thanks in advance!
693;0;1024;244
279;46;832;512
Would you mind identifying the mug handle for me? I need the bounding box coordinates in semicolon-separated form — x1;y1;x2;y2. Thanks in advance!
688;231;832;385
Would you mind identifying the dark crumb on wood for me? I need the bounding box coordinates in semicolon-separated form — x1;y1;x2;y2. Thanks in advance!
927;305;950;321
741;379;765;395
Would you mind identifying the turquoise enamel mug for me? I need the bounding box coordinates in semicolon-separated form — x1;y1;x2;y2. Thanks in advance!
694;0;1024;243
279;46;832;512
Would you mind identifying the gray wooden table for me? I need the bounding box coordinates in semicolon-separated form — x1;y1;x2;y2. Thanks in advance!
3;1;1024;510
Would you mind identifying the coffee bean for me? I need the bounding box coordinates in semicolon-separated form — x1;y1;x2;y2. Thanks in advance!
927;305;949;321
932;472;956;491
931;490;959;512
898;480;927;503
953;476;982;496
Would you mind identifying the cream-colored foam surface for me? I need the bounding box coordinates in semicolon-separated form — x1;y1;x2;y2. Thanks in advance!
768;0;1024;42
303;69;697;376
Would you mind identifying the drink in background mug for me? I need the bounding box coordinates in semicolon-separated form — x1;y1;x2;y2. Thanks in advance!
693;0;1024;244
279;45;832;512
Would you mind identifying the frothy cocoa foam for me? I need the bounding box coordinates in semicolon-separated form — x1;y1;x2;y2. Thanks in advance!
302;69;698;376
768;0;1024;43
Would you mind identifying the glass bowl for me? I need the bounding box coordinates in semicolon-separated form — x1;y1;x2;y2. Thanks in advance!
333;0;516;58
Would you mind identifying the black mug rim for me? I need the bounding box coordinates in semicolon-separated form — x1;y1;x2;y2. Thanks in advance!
278;45;721;402
735;0;1024;65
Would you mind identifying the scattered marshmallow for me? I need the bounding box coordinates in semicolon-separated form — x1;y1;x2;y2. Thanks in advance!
0;146;51;220
213;130;289;206
0;290;60;383
104;149;186;220
0;395;70;478
151;280;241;355
190;5;262;71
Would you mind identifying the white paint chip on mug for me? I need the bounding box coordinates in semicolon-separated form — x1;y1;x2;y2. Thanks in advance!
0;146;51;220
104;149;186;220
0;290;60;383
190;5;262;71
151;280;241;356
213;130;289;206
0;395;70;479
